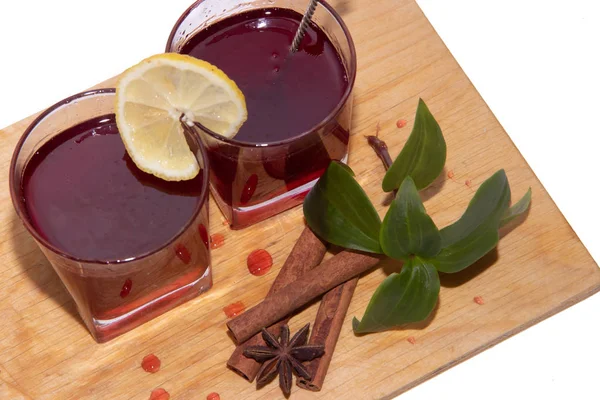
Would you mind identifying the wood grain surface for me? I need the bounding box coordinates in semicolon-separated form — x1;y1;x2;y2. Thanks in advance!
1;0;599;399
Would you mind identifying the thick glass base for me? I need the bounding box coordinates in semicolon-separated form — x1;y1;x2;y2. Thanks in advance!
215;154;349;229
86;267;212;343
213;177;316;230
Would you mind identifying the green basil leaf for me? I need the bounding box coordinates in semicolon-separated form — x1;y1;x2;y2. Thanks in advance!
436;170;511;273
333;160;356;177
353;257;440;334
382;99;447;192
500;187;532;227
303;162;383;253
436;228;499;273
380;176;441;260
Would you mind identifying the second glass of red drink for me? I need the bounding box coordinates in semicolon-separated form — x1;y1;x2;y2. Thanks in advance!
10;89;212;343
166;0;357;229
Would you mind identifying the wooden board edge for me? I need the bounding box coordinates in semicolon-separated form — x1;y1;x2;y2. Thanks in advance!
380;282;600;400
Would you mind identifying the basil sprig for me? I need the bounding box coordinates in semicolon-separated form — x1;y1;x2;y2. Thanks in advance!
303;98;531;334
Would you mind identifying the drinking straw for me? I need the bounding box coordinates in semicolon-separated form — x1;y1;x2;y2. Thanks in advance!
290;0;318;52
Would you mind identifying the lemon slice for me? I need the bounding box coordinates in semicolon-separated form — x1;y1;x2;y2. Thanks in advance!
115;53;247;181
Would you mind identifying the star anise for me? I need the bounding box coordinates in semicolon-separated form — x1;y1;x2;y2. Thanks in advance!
243;323;325;397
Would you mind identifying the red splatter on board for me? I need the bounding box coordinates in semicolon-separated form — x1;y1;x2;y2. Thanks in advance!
407;336;417;345
465;179;472;188
120;279;132;298
210;234;225;249
222;220;229;227
396;119;408;128
175;244;191;264
149;388;170;400
240;174;258;204
247;249;273;276
474;296;485;305
447;170;455;179
207;393;221;400
141;354;161;373
223;301;246;318
198;224;209;248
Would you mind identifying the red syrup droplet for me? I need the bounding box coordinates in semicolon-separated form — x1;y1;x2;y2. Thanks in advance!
465;179;472;188
396;119;408;128
141;354;161;373
240;173;258;205
175;244;191;264
223;301;245;318
207;392;221;400
474;296;485;305
247;249;273;276
198;224;209;248
149;388;170;400
210;233;225;249
407;336;417;345
120;278;132;298
447;170;455;179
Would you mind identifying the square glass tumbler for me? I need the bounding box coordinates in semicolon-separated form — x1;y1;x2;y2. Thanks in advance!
9;89;212;343
166;0;357;229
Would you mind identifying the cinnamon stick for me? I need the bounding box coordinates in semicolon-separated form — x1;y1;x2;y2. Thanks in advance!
227;250;382;343
227;227;326;381
297;277;358;391
297;133;394;391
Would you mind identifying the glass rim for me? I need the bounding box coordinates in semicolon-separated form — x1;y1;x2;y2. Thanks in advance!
9;88;211;266
165;0;357;148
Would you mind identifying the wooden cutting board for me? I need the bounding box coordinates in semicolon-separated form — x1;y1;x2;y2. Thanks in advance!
1;0;599;399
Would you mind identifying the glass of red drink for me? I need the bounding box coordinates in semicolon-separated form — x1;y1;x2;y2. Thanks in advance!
9;89;212;343
166;0;356;229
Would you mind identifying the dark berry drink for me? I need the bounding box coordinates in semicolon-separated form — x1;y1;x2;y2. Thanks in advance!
181;8;347;144
176;6;354;228
19;113;211;342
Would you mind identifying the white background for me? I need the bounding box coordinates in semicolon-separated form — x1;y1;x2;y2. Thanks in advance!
1;0;599;399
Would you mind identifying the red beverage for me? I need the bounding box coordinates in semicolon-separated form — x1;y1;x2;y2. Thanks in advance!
181;8;347;144
169;4;356;228
23;115;203;261
11;90;212;342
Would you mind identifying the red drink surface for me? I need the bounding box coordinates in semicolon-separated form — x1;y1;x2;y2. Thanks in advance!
179;8;352;228
22;115;203;261
180;8;348;143
21;114;211;342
